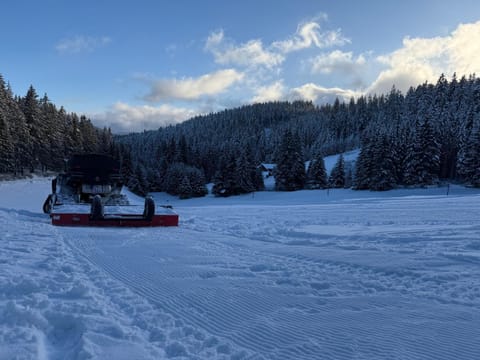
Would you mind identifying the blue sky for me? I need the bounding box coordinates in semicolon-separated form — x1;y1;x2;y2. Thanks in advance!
2;0;480;133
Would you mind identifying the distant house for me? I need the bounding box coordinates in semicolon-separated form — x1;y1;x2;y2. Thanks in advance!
258;163;276;177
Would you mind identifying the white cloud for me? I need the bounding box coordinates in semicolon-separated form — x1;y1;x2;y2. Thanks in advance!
251;81;286;103
368;20;480;94
144;69;244;102
273;21;349;53
205;30;284;68
92;102;197;134
290;83;359;104
310;50;366;74
56;35;111;54
204;18;349;70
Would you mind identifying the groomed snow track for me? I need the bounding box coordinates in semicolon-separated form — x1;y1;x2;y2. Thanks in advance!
1;178;480;359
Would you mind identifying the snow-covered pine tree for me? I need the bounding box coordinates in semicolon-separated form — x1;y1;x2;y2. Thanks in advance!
235;149;256;194
456;110;475;181
0;77;14;173
459;119;480;186
6;86;29;175
274;129;306;191
391;121;413;185
235;145;264;194
189;167;208;197
329;154;345;188
370;134;396;191
79;115;98;153
354;136;375;190
212;153;238;197
163;163;187;196
178;175;193;199
21;85;42;172
404;118;440;186
175;135;189;164
0;115;13;172
418;118;440;185
306;153;328;189
128;163;149;196
39;94;63;171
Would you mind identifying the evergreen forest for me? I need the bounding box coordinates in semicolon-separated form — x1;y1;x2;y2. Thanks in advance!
0;74;114;176
1;72;480;198
117;73;480;196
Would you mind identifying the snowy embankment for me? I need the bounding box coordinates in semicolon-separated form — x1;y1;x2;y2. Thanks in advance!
1;177;480;359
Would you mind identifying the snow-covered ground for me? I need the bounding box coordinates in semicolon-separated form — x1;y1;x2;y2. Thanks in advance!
1;177;480;359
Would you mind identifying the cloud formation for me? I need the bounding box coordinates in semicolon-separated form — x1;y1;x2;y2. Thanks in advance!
251;81;286;103
144;69;244;102
56;35;111;54
290;83;360;104
205;30;284;68
273;21;350;53
310;50;366;75
205;17;349;70
93;19;480;133
93;102;196;134
368;20;480;94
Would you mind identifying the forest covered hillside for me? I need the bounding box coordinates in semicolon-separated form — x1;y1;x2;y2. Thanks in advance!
116;73;480;196
0;74;114;176
1;73;479;197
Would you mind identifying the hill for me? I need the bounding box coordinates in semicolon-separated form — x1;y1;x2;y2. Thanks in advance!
116;74;480;196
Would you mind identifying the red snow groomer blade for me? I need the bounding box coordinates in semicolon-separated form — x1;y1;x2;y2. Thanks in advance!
50;196;179;227
50;212;179;227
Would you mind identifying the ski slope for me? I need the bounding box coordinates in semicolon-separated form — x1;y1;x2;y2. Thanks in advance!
1;177;480;359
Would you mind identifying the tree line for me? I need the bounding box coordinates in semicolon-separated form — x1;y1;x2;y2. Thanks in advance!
0;74;114;175
118;73;480;197
1;72;479;197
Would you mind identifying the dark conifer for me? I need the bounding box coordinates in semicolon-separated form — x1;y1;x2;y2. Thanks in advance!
306;153;328;189
275;129;306;191
329;154;345;188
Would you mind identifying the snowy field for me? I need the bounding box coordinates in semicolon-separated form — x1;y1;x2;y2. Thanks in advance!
1;177;480;359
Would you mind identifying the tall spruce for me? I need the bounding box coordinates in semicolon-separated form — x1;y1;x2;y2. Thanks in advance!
274;129;306;191
306;153;328;189
369;134;396;191
460;119;480;186
329;154;346;188
403;118;440;186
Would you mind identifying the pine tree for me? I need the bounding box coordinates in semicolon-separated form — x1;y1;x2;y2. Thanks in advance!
21;85;42;171
175;135;189;164
163;163;186;196
354;138;375;190
236;152;255;194
178;175;193;199
212;153;237;197
460;119;480;186
187;167;208;197
3;80;29;174
329;154;345;188
0;115;13;172
275;129;306;191
404;119;440;186
79;115;98;153
306;153;328;189
235;146;262;194
370;134;396;191
128;163;149;196
39;94;64;171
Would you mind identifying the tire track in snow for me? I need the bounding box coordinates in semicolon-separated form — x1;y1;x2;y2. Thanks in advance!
65;223;480;360
67;228;330;358
66;228;257;359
